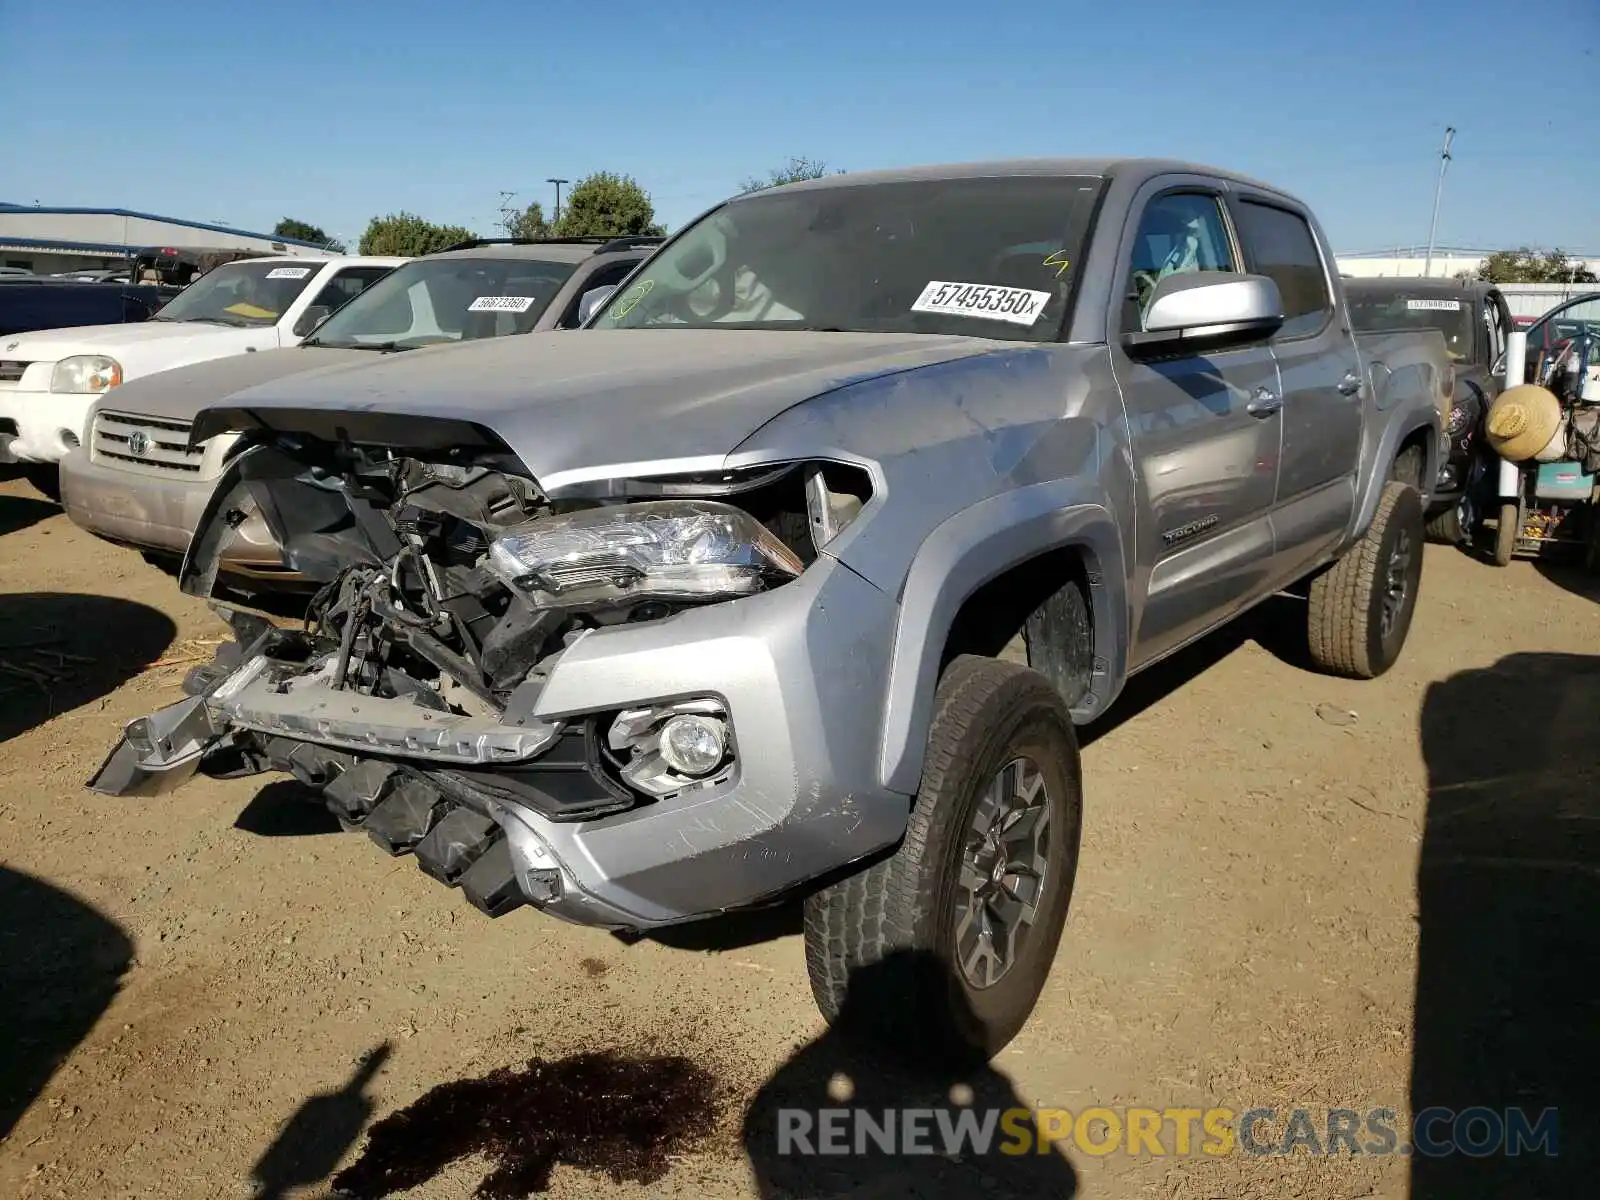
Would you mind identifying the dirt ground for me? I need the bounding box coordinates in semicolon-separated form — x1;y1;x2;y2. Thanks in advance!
2;471;1596;1200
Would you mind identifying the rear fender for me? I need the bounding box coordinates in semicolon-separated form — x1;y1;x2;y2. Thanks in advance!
1352;395;1441;541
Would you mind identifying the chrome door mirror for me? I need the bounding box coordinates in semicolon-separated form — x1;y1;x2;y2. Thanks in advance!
1124;272;1284;356
576;285;618;326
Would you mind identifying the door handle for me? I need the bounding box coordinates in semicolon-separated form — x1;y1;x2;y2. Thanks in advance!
1247;387;1283;417
1337;370;1363;396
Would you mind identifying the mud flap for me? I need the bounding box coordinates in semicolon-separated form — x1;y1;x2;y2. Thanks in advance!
86;695;223;797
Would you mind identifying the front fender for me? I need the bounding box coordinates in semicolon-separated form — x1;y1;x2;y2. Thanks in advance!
877;481;1128;795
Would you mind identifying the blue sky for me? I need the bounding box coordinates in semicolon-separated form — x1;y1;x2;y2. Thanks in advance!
3;0;1595;254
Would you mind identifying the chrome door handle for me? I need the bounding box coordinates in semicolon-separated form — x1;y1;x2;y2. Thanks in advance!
1247;387;1283;417
1337;370;1363;395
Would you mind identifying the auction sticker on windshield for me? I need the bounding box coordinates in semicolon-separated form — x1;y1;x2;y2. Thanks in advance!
1407;298;1461;311
467;295;536;313
265;267;313;280
911;281;1052;326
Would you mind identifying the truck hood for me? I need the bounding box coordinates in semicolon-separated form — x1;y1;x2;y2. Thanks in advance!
2;320;275;373
197;329;1005;491
86;345;384;423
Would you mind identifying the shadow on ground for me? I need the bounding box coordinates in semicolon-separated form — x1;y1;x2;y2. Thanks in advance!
0;593;176;743
1411;651;1600;1195
0;867;133;1141
249;1043;391;1200
0;490;56;537
1532;559;1600;604
743;950;1078;1198
234;780;343;838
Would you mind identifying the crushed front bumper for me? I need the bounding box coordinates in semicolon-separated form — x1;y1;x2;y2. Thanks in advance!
90;557;911;930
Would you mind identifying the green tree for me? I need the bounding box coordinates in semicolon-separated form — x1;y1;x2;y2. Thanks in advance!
358;212;477;257
738;156;843;194
273;217;345;252
504;201;550;240
1475;247;1598;285
551;172;664;238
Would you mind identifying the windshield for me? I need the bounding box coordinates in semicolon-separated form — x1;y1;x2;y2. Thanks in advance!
306;256;581;350
154;260;321;327
1346;289;1478;362
592;175;1105;339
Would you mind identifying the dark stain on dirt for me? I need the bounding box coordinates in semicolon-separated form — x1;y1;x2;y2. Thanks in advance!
578;957;609;978
330;1049;723;1198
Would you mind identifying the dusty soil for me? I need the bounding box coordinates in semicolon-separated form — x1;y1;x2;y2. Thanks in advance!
2;471;1596;1200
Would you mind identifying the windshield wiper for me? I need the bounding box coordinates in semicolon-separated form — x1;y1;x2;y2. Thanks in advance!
311;340;403;353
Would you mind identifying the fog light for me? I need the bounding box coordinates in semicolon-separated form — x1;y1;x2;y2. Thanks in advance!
658;714;727;777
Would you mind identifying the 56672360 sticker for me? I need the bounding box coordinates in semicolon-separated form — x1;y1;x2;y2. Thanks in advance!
467;295;536;313
911;280;1052;326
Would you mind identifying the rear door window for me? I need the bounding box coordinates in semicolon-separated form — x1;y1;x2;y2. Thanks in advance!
1234;201;1333;339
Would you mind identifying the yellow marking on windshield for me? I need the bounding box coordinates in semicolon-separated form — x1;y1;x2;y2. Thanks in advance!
1043;250;1071;278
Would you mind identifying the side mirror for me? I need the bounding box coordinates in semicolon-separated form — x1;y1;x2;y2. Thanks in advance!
293;305;332;338
576;285;617;327
1123;272;1283;356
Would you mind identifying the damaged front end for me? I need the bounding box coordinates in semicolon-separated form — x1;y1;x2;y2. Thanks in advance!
91;417;874;923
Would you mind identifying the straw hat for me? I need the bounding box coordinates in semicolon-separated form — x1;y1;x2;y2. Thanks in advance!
1485;384;1565;462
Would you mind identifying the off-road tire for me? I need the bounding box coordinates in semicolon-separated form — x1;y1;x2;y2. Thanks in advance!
22;464;60;502
1492;500;1518;567
1424;504;1463;545
1307;480;1424;679
802;655;1082;1064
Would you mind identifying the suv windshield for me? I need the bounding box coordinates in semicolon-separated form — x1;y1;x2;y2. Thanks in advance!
307;256;581;350
153;260;321;328
593;175;1105;339
1346;289;1478;362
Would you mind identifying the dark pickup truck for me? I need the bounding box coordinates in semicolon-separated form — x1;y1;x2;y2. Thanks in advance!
1346;277;1515;542
0;277;179;338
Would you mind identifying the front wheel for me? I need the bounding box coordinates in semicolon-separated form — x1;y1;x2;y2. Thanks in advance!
802;655;1082;1064
1492;500;1519;567
1424;502;1463;545
1307;480;1425;679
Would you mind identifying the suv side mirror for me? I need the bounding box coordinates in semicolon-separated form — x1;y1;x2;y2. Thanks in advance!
293;305;332;338
576;285;618;327
1123;273;1283;356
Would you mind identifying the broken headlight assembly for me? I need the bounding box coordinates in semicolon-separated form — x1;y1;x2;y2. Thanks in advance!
486;498;805;610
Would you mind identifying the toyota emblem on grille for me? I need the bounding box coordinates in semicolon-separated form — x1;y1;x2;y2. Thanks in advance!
127;431;151;457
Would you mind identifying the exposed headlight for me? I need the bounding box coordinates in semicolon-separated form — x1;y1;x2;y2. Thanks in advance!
51;355;123;393
487;499;804;610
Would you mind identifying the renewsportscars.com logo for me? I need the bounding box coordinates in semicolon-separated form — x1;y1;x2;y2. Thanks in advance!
775;1105;1559;1159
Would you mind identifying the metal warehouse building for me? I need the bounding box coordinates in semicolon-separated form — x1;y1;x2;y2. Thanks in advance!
0;204;333;275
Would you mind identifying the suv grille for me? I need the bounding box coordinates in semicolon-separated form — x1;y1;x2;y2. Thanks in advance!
93;411;204;475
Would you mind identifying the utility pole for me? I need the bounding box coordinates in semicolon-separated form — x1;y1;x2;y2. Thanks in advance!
547;178;569;224
1422;126;1456;279
496;191;519;238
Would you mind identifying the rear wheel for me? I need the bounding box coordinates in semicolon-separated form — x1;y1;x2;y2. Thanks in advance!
1424;503;1463;545
802;655;1082;1063
1307;480;1425;679
1492;501;1519;567
21;464;60;502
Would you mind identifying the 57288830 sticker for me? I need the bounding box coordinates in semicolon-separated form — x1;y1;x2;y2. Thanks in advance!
910;280;1052;326
467;295;536;313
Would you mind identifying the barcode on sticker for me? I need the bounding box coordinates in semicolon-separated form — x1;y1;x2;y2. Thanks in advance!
467;295;536;313
911;281;1051;326
265;267;313;280
1407;298;1461;311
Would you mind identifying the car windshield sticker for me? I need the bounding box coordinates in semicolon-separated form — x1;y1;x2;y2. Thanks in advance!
1043;250;1071;278
1407;298;1461;311
467;295;536;313
610;279;654;320
265;267;313;280
911;281;1052;326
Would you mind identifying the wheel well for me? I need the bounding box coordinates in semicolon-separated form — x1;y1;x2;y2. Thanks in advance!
940;547;1091;672
1392;427;1434;489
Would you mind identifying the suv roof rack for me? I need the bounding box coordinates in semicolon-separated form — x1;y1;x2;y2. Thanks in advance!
432;235;667;255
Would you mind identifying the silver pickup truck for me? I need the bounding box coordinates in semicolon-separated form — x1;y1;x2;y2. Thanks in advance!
91;158;1449;1061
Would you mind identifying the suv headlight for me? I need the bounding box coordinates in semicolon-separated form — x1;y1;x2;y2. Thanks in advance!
51;355;123;394
488;499;804;610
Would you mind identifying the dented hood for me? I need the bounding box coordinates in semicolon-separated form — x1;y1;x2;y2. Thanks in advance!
195;328;1003;491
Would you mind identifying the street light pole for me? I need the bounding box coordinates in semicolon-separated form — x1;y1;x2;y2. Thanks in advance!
1423;126;1455;279
547;178;569;224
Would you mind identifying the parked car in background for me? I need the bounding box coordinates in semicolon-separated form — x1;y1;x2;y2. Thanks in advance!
0;254;404;496
0;266;37;278
1346;277;1514;541
1;277;177;336
96;158;1447;1062
59;236;661;586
